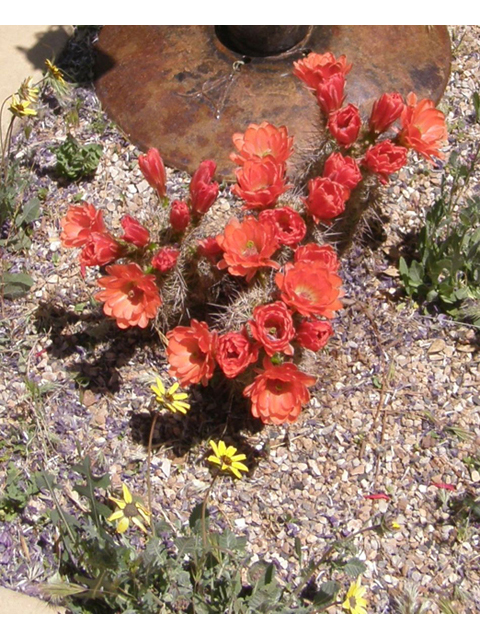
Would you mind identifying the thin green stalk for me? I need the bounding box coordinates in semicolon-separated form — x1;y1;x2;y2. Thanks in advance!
147;412;158;535
202;472;219;549
292;524;377;599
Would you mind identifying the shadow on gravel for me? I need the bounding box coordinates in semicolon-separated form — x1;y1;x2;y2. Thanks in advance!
129;381;265;471
33;301;161;394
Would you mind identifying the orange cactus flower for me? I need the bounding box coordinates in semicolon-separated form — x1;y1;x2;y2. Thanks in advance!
197;236;223;265
189;160;219;216
80;232;122;275
151;246;179;273
369;92;404;134
275;261;343;319
60;202;106;248
94;263;162;329
249;301;295;357
295;319;334;352
294;243;340;273
303;176;350;224
138;148;167;198
327;104;362;148
243;358;316;425
215;330;259;379
166;319;217;387
230;122;294;166
231;159;290;211
398;92;448;161
323;152;362;191
316;73;346;114
216;216;280;283
169;200;191;232
363;140;408;184
259;207;306;248
120;215;150;248
293;51;352;92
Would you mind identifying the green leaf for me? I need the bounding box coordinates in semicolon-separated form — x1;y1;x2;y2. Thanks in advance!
342;557;367;578
1;271;34;299
473;92;480;123
294;536;302;565
312;580;341;608
189;501;208;530
15;197;41;227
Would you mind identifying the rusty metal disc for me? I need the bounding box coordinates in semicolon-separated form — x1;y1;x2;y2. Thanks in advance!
95;26;451;180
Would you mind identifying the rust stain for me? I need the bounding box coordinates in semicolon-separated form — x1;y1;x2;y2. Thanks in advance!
95;25;451;180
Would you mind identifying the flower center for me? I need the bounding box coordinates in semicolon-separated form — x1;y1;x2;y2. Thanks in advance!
243;240;258;257
124;503;140;518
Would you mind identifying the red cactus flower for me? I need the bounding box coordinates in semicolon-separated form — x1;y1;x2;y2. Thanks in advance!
259;207;306;248
363;140;408;183
323;152;362;190
296;319;333;352
232;159;290;211
303;177;350;224
80;232;122;275
138;148;167;198
398;92;448;161
364;493;391;500
169;200;191;232
230;121;294;166
243;358;316;425
166;319;217;386
293;51;352;92
216;216;280;282
275;261;343;319
215;330;259;379
120;215;150;248
294;243;340;273
151;246;179;273
316;73;346;114
94;263;162;329
60;202;106;248
328;104;362;148
189;160;219;216
249;301;295;357
197;236;223;265
369;92;404;134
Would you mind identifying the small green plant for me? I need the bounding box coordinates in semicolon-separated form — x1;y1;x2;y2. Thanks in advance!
0;463;41;521
40;454;379;614
52;133;103;181
399;140;480;325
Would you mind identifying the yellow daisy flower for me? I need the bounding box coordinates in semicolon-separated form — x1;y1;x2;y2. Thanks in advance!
45;58;66;85
9;96;36;118
18;77;39;103
107;483;151;534
151;377;190;414
208;440;249;479
342;577;368;614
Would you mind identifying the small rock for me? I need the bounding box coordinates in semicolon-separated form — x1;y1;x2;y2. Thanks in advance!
428;339;446;354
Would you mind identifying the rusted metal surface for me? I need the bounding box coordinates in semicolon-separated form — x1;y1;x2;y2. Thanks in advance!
95;26;451;180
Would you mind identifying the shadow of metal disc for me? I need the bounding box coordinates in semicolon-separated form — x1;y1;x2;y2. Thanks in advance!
95;26;451;180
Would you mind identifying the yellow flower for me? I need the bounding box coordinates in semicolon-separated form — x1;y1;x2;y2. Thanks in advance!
392;521;401;530
107;483;151;534
18;77;39;103
9;96;37;118
342;577;368;614
45;58;66;85
151;377;190;414
208;440;249;479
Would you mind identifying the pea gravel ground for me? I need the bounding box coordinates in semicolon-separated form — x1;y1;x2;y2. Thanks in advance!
0;25;479;613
